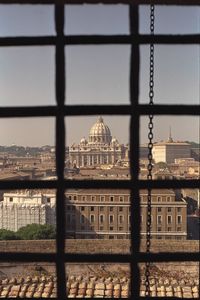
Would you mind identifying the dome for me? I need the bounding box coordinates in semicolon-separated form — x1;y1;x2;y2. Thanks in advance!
89;116;112;144
80;137;88;145
111;137;119;145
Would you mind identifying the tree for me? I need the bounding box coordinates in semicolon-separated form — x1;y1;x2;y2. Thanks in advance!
0;229;18;240
16;224;56;240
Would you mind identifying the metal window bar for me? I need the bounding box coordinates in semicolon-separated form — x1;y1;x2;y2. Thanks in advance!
0;1;199;299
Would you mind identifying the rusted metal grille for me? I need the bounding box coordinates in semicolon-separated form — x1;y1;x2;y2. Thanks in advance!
0;1;199;299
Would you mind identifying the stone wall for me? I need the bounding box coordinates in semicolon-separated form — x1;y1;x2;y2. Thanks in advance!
0;239;199;253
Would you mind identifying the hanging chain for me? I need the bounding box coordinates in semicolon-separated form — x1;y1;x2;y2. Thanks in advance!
145;4;155;297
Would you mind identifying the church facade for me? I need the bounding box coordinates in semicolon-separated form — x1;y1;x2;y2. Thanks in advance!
68;117;129;168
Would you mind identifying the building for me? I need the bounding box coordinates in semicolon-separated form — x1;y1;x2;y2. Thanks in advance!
68;116;129;167
0;189;187;240
65;189;187;240
152;132;191;164
0;191;55;232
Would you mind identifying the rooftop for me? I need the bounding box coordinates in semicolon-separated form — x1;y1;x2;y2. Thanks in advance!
0;274;198;298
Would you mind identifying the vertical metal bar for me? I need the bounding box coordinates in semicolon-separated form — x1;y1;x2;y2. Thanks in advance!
55;4;67;299
129;4;141;299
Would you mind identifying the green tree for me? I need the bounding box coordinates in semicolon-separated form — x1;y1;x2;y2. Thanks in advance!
16;224;56;240
0;229;18;240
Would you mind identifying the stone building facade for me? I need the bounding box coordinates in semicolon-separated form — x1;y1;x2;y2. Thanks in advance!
152;137;191;164
0;192;55;232
68;117;129;167
0;189;187;240
65;189;187;240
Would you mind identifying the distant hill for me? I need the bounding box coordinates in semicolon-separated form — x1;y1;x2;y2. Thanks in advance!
0;145;51;156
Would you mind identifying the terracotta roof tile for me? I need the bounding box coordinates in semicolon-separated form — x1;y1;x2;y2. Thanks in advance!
0;274;199;298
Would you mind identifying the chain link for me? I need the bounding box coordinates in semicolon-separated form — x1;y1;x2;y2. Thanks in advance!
145;4;155;297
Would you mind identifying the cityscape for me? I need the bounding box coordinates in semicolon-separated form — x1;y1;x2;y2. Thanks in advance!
0;3;199;299
0;116;199;298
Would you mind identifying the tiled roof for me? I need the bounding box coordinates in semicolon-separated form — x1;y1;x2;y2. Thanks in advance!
0;275;199;298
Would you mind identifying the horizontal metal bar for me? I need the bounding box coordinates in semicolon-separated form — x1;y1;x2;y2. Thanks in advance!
0;253;56;262
138;180;200;189
0;106;57;118
0;0;198;5
66;34;200;45
0;36;56;47
0;104;199;118
0;34;199;47
0;179;199;190
64;104;200;116
65;252;200;263
64;179;200;189
0;180;58;190
0;252;199;263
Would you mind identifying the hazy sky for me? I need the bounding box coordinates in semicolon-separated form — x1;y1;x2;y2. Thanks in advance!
0;4;199;146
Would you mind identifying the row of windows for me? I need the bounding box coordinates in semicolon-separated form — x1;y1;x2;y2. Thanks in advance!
66;205;182;213
157;215;182;224
67;195;128;202
141;215;182;224
66;213;183;226
67;195;173;202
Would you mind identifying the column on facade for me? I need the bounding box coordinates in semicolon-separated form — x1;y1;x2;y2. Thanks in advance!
81;155;84;167
99;154;102;165
87;155;90;166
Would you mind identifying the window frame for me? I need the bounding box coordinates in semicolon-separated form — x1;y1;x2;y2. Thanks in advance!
0;1;199;300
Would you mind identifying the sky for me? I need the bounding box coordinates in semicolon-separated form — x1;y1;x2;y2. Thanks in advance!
0;4;199;146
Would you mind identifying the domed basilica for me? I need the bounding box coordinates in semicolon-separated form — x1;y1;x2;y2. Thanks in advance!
69;117;129;167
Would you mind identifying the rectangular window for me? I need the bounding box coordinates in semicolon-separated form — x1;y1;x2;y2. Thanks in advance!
91;196;96;202
9;197;13;202
157;215;162;224
167;207;172;212
82;196;86;201
110;196;114;202
167;196;171;202
109;207;113;212
109;215;114;224
99;215;104;223
100;196;105;202
177;215;182;224
157;207;162;212
109;226;113;231
177;207;182;212
157;196;161;202
119;207;123;212
90;206;94;211
119;196;124;202
118;215;124;224
80;206;85;211
100;206;104;211
90;215;95;223
167;215;172;224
